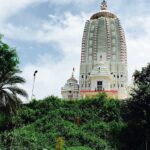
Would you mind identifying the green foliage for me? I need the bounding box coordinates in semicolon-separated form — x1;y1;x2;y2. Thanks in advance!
0;37;19;74
120;63;150;150
66;146;92;150
0;95;124;149
0;37;28;115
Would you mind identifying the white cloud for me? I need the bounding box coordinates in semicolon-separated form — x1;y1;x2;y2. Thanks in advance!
1;12;89;54
126;17;150;81
0;24;35;41
0;0;42;21
0;0;94;23
36;13;88;53
47;0;95;5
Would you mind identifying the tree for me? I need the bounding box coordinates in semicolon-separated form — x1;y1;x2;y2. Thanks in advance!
121;64;150;150
0;36;19;77
0;37;28;115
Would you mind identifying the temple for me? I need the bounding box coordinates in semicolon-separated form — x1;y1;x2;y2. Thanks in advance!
61;69;79;100
61;0;128;100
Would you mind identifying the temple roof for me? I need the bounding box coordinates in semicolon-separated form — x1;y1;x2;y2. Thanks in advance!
90;11;117;20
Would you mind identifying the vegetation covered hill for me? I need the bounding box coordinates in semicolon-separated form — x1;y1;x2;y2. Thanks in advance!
0;94;125;150
0;36;150;150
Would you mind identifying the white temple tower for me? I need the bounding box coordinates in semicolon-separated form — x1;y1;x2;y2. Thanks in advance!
79;0;128;99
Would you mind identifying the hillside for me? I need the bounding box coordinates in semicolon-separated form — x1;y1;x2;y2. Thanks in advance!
0;93;125;150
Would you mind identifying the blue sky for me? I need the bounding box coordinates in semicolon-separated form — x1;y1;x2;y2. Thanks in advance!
0;0;150;101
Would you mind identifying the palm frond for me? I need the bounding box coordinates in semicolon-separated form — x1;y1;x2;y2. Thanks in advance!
5;75;26;85
0;67;28;114
1;90;16;104
0;90;22;114
0;92;6;106
4;86;28;98
0;69;21;82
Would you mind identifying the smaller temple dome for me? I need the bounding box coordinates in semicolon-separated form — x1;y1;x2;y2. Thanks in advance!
67;75;78;84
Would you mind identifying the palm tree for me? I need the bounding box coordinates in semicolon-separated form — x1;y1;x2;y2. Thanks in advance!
0;69;28;115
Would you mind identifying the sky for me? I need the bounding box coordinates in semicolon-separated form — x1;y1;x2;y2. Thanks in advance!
0;0;150;101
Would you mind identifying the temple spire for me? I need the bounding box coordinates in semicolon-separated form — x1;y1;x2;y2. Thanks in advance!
72;68;75;77
100;0;107;11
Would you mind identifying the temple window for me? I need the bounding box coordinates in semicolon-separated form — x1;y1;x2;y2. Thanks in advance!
97;81;103;91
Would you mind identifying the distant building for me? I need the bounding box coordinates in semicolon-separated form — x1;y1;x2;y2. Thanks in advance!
61;0;128;100
61;69;79;100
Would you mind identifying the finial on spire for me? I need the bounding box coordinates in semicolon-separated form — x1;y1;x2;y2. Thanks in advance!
72;68;75;77
100;0;107;11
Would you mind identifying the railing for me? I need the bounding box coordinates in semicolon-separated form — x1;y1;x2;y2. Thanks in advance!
80;90;118;93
